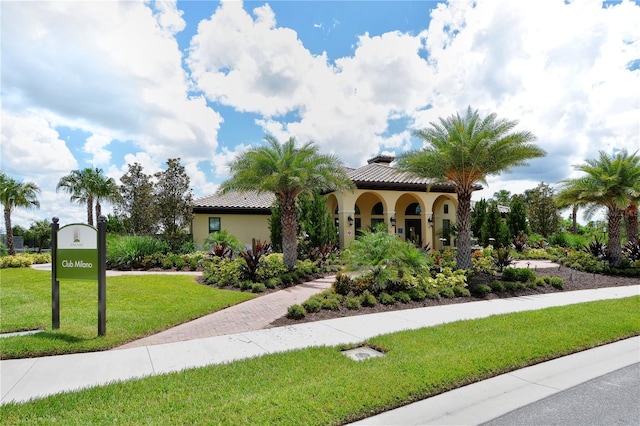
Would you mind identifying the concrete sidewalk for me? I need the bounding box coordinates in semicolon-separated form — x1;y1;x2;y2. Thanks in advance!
2;284;638;410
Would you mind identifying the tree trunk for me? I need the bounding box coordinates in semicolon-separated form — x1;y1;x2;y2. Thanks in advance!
624;203;638;244
87;195;94;226
281;196;298;270
4;207;15;256
571;205;578;234
455;188;473;270
607;207;623;268
96;201;102;226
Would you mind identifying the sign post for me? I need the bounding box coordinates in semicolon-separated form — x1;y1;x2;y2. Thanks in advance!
51;217;60;329
52;217;106;335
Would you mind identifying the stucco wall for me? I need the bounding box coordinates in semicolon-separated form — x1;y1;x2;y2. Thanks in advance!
192;213;271;249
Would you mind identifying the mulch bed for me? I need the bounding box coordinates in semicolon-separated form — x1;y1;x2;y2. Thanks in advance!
269;266;639;327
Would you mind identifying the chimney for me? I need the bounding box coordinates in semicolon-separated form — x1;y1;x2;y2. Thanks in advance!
367;155;395;166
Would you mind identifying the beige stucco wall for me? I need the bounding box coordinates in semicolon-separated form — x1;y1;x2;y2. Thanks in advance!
193;189;459;250
192;213;271;249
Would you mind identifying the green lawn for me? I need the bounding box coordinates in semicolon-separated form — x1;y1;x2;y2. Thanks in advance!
1;296;638;425
0;268;255;359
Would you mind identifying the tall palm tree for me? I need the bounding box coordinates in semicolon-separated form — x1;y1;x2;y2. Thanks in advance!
0;172;41;255
397;107;544;270
556;149;640;267
57;168;117;226
93;174;119;223
220;135;354;269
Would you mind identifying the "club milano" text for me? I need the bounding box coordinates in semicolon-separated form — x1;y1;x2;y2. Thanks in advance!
61;260;93;268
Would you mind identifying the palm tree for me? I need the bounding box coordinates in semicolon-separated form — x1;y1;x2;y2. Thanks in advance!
556;149;640;267
220;135;354;269
397;107;544;270
0;173;41;255
57;168;117;226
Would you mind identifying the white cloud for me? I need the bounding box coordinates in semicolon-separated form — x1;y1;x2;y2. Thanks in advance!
1;0;222;204
1;111;78;178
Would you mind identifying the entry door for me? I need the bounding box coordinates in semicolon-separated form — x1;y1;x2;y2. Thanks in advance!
405;219;422;247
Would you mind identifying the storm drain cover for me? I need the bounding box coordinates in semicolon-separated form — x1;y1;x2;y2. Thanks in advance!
341;346;385;361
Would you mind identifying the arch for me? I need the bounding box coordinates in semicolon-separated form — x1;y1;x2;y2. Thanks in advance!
394;193;426;246
354;191;387;234
432;194;458;250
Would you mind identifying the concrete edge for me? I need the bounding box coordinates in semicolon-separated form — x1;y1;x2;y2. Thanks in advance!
349;336;639;425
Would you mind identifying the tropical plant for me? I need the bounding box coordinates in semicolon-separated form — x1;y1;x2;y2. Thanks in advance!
0;173;41;255
556;149;640;267
239;238;272;282
203;230;244;256
26;219;51;253
220;135;354;270
396;107;544;270
57;168;117;226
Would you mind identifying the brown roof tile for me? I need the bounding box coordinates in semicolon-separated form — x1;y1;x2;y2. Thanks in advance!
193;191;275;209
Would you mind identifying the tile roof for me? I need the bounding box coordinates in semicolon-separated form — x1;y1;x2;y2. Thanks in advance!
347;163;432;186
194;161;463;211
193;191;275;209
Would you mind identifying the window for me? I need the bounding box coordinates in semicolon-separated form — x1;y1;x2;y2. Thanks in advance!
444;203;449;214
405;203;421;215
442;219;451;246
371;202;384;215
209;217;221;233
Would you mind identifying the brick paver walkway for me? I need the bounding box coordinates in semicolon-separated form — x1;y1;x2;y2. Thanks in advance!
117;275;335;349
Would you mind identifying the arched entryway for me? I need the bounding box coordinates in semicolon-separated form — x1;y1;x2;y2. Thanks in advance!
354;192;387;236
432;195;458;250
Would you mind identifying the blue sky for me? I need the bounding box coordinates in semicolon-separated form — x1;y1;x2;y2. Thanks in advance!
2;0;639;228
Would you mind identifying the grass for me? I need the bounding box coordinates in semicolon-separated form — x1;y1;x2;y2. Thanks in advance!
1;296;638;424
0;268;255;359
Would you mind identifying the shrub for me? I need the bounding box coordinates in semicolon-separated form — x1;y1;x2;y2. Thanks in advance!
549;277;564;289
0;254;33;268
106;235;170;270
490;281;505;292
424;288;440;300
302;297;322;313
472;254;497;275
503;281;526;291
255;253;288;282
280;273;295;286
408;287;427;301
439;287;455;298
251;283;266;293
239;281;253;291
535;277;547;287
379;292;395;305
555;250;607;273
265;278;281;289
502;267;536;283
393;291;411;303
523;248;552;259
202;257;244;287
427;267;468;290
332;272;353;296
360;290;377;307
346;297;361;310
286;304;306;319
472;284;491;297
321;296;341;311
453;286;471;297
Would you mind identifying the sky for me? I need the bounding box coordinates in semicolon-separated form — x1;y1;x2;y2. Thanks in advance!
2;0;639;230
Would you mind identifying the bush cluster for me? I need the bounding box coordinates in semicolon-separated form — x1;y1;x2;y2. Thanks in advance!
0;253;51;268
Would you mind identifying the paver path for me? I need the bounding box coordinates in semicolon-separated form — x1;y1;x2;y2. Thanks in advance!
117;275;335;349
